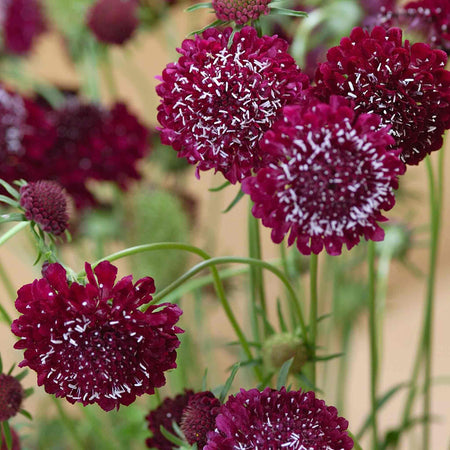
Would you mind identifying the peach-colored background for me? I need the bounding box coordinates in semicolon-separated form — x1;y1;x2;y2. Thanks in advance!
1;6;449;449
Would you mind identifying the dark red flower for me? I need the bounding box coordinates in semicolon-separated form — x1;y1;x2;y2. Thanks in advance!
87;0;139;45
360;0;395;28
242;95;405;255
2;0;46;55
19;181;69;235
43;99;150;209
212;0;271;24
11;261;183;411
0;374;23;421
314;26;450;165
379;0;450;54
0;86;55;185
205;387;353;449
146;390;195;449
181;391;221;448
156;26;309;184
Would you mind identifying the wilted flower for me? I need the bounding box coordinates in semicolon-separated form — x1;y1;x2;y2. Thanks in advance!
314;26;450;165
156;26;309;183
12;261;183;411
242;95;405;255
205;387;353;449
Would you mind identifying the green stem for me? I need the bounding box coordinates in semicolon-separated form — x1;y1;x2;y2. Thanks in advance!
51;397;84;450
102;50;118;99
309;254;318;389
368;240;379;450
0;222;28;246
87;243;263;382
150;255;309;348
348;430;363;450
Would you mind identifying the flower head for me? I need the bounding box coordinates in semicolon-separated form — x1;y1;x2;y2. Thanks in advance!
87;0;139;45
181;392;221;447
205;387;353;449
212;0;271;24
156;26;309;183
19;181;69;235
0;374;23;421
2;0;46;55
1;426;20;450
314;26;450;165
242;95;405;255
146;390;195;449
11;261;183;411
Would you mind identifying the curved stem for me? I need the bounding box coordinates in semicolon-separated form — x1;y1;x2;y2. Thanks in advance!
309;254;318;389
368;240;379;450
150;255;309;348
0;222;28;247
87;243;263;381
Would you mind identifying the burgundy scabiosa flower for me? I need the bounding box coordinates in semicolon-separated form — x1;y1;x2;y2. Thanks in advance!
1;0;46;55
19;181;69;235
11;261;183;411
1;426;21;450
0;86;55;185
156;26;309;183
205;387;353;449
181;391;221;448
314;26;450;166
43;99;150;209
87;0;139;45
242;95;405;255
0;373;24;421
146;390;195;449
212;0;271;24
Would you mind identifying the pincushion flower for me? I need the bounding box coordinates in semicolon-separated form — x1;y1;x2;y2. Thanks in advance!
314;26;450;166
156;26;309;183
11;261;183;411
0;373;23;421
1;0;46;55
242;95;405;255
205;387;353;449
146;390;195;449
212;0;271;24
19;181;69;235
87;0;139;45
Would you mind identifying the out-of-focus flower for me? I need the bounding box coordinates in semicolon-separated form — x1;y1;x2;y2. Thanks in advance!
12;261;183;411
86;0;139;45
242;95;405;255
156;26;309;184
314;26;450;165
181;392;221;448
1;0;46;55
0;373;23;421
212;0;271;24
205;387;353;449
0;426;21;450
360;0;395;28
146;390;195;449
19;181;69;235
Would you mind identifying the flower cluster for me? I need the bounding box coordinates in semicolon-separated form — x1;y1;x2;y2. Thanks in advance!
212;0;272;24
243;96;405;255
0;88;150;209
314;26;450;166
11;261;183;411
1;0;46;55
156;26;309;183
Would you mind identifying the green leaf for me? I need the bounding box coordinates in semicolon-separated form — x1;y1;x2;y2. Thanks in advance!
201;369;208;391
15;369;28;382
0;179;20;199
19;409;33;420
295;372;323;393
185;2;212;12
0;195;19;208
188;19;226;37
2;421;12;450
313;352;344;362
209;181;231;192
0;213;25;224
0;354;2;373
7;364;15;376
159;425;187;447
276;357;293;390
222;189;245;213
23;388;34;399
268;6;308;17
219;362;240;403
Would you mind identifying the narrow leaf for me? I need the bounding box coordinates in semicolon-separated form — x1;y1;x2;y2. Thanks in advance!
269;6;308;17
19;409;33;420
2;421;12;450
0;195;19;208
277;357;293;390
188;19;226;37
0;354;2;373
185;2;212;12
277;298;288;333
15;369;28;382
201;369;208;391
296;372;323;393
159;425;186;447
222;189;244;213
313;352;344;362
209;180;231;192
0;179;20;199
23;388;34;398
0;213;25;224
219;362;240;403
